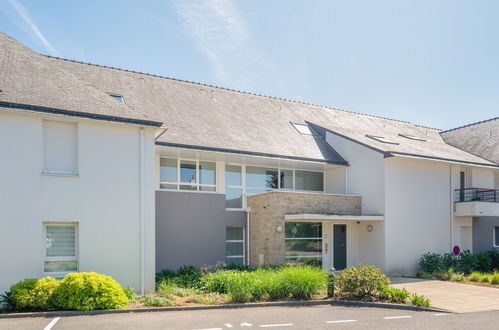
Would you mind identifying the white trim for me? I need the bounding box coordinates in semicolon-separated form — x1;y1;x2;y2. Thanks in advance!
41;171;79;177
389;153;499;169
284;214;384;221
284;255;322;259
493;227;499;248
159;157;217;192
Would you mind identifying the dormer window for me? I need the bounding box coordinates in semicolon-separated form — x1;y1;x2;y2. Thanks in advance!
398;133;426;142
107;93;124;103
291;122;318;136
366;135;399;145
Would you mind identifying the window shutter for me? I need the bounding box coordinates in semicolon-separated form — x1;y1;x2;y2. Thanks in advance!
43;121;77;174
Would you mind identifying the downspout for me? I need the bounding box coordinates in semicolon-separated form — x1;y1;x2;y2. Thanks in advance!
246;209;250;266
345;166;348;196
450;165;455;250
140;128;145;295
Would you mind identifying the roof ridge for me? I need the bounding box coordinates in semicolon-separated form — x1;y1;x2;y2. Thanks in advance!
40;53;440;131
440;116;499;134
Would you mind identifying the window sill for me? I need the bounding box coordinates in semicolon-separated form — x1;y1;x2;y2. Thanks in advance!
43;271;75;279
42;171;79;177
157;188;222;194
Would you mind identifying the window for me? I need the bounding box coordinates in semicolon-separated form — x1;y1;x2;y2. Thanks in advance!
285;222;322;265
398;133;426;142
43;120;78;175
295;170;323;191
494;227;499;247
160;158;216;192
365;135;399;145
291;122;318;136
107;93;124;103
226;227;245;265
225;165;243;208
44;223;78;273
246;166;278;194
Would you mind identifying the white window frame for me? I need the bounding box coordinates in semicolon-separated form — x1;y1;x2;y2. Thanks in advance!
226;226;246;265
284;222;323;262
224;163;325;210
159;158;217;192
494;227;499;248
43;222;79;277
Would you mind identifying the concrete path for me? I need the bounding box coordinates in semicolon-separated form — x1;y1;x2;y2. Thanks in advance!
391;277;499;313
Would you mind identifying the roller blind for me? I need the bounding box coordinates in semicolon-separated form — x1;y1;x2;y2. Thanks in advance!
43;121;77;174
46;225;76;257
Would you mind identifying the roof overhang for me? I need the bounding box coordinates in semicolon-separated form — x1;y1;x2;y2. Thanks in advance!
284;214;384;221
386;152;499;169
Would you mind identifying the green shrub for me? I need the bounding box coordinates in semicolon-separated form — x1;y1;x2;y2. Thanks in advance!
176;266;204;288
255;269;288;300
409;294;431;307
141;294;178;307
455;250;476;274
449;272;465;282
202;270;255;303
10;277;59;310
432;272;450;281
479;273;491;283
419;253;444;273
442;253;457;272
468;271;482;282
475;252;492;273
0;291;14;311
122;286;136;300
491;272;499;285
422;273;437;280
156;269;177;282
379;286;409;304
53;272;128;311
486;250;499;271
335;264;390;300
277;265;327;299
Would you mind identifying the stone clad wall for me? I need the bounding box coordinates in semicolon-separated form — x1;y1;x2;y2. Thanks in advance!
246;192;361;266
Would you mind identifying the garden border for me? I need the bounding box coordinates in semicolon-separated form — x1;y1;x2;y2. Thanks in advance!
0;299;447;319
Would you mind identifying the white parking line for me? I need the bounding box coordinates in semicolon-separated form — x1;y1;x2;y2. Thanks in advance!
433;313;449;316
43;317;61;330
383;316;412;320
326;320;357;324
192;328;222;330
259;324;293;328
224;324;234;328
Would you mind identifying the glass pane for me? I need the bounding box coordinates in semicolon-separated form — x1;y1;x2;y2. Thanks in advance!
226;242;244;256
246;189;269;195
285;257;322;266
226;227;244;240
44;261;77;272
295;170;323;191
199;161;216;185
180;160;197;183
179;184;197;191
495;227;499;246
225;187;242;208
200;186;216;192
285;222;322;238
46;225;75;257
225;165;242;186
246;166;278;189
160;183;177;190
226;257;244;265
160;158;177;182
280;170;293;189
285;239;322;257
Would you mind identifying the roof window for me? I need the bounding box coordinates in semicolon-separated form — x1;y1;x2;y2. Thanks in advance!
291;122;318;136
366;135;399;145
398;133;426;142
107;93;124;103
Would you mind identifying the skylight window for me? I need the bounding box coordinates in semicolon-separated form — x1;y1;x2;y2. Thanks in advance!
398;133;426;142
365;135;399;145
291;122;318;136
107;93;124;103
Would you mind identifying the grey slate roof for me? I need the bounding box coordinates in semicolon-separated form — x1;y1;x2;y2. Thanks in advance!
0;33;161;127
441;118;499;165
0;32;496;167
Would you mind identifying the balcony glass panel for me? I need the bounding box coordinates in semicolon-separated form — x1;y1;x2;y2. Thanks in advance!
246;166;278;189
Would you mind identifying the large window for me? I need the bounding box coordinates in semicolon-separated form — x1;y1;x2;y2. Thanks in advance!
494;227;499;247
43;120;78;175
285;222;322;265
160;158;216;192
226;226;245;265
224;164;324;208
44;223;78;273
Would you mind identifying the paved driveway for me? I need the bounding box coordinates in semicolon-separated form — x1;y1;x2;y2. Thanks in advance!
391;277;499;313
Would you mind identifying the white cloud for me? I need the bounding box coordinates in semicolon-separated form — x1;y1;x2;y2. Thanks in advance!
172;0;281;91
4;0;58;55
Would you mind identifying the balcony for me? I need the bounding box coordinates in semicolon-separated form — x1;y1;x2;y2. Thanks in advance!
454;188;499;217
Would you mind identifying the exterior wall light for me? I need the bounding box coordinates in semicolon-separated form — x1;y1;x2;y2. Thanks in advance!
275;225;283;233
367;225;374;232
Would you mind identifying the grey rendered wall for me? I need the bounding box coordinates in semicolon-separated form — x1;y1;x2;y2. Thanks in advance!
473;217;499;252
156;191;246;272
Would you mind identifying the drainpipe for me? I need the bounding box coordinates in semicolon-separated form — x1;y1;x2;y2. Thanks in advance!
449;165;454;250
345;167;348;196
246;209;250;266
140;128;145;295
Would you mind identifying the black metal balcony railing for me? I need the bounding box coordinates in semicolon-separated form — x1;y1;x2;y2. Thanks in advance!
454;188;498;203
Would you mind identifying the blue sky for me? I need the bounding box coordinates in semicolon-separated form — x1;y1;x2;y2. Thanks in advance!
1;0;498;130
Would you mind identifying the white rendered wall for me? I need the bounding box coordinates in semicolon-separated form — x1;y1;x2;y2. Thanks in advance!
325;132;385;215
471;167;495;189
384;157;452;275
0;110;156;294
